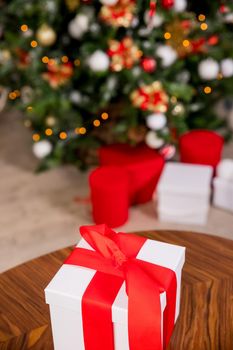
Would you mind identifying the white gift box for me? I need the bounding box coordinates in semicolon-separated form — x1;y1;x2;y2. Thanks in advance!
213;177;233;213
45;236;185;350
156;163;213;225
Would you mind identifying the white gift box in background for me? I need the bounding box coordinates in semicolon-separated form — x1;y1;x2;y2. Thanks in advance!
156;163;213;225
213;178;233;213
45;237;185;350
213;159;233;213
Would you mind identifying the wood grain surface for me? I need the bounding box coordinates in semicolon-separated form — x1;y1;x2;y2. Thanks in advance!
0;230;233;350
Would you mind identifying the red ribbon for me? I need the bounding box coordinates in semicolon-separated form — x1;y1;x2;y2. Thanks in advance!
65;224;177;350
149;1;157;18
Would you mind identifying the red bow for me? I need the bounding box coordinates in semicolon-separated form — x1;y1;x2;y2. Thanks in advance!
65;224;177;350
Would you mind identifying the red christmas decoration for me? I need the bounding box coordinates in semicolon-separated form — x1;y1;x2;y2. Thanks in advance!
190;35;219;54
219;4;230;13
15;48;31;68
179;130;224;169
100;0;136;28
131;81;168;113
161;0;174;9
89;166;129;228
141;57;157;73
108;37;142;71
42;61;73;88
99;143;165;205
159;144;176;160
207;35;219;46
149;0;157;18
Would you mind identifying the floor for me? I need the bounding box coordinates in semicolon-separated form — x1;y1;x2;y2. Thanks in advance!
0;110;233;273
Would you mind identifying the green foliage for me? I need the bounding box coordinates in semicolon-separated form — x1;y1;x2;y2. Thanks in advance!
0;0;233;169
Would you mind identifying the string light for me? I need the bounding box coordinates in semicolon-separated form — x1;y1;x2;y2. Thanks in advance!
59;131;67;140
79;127;86;135
101;112;109;120
204;86;212;94
42;56;49;63
21;24;28;32
30;40;38;48
8;91;17;100
93;119;100;127
198;14;206;22
45;128;53;136
61;56;69;63
164;32;171;40
183;39;190;47
74;59;81;66
27;106;33;111
32;133;40;142
200;23;208;31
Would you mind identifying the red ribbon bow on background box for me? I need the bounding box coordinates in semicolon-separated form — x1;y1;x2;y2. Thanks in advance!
65;224;177;350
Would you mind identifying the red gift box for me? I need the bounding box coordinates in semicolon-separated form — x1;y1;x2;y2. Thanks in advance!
89;166;129;228
99;143;165;205
179;130;224;169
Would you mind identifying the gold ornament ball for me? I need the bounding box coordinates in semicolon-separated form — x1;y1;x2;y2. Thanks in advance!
46;115;56;126
172;103;185;116
65;0;80;11
0;49;11;64
36;24;57;46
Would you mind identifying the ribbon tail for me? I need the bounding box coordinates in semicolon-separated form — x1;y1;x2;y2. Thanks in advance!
82;272;124;350
135;259;177;347
126;261;162;350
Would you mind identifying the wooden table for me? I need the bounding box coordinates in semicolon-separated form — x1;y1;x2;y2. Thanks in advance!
0;230;233;350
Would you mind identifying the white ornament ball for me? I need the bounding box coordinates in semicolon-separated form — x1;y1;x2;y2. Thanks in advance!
36;24;57;46
22;28;33;38
224;13;233;24
132;66;141;77
107;76;117;90
146;113;167;131
198;58;219;80
176;70;190;83
221;58;233;78
173;0;187;12
33;140;52;159
21;86;33;104
100;0;118;5
68;14;89;39
145;131;164;149
217;159;233;182
156;45;178;67
88;50;110;72
70;91;82;105
144;11;164;28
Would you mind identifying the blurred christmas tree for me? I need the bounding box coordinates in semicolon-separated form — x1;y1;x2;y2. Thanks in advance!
0;0;233;169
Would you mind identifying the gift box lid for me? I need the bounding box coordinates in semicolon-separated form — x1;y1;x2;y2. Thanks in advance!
157;162;213;196
45;237;185;325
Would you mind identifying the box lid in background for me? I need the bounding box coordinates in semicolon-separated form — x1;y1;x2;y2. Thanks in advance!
45;237;185;325
157;163;213;196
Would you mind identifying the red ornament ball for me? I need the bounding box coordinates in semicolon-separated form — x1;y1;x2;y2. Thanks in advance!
161;0;174;9
207;35;219;46
219;5;230;14
159;144;176;160
141;57;157;73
